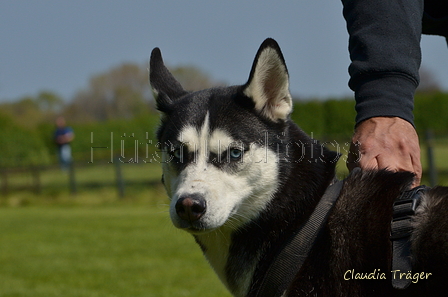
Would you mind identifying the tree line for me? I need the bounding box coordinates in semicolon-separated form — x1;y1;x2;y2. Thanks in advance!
0;62;447;168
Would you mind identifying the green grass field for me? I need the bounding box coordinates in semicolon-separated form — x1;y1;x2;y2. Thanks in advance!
1;162;231;296
0;204;231;297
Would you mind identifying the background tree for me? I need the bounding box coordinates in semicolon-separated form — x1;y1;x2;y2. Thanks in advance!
64;63;152;122
170;65;221;91
0;91;63;129
64;63;221;123
36;91;64;112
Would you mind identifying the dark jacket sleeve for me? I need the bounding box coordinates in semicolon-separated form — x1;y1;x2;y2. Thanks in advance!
342;0;424;126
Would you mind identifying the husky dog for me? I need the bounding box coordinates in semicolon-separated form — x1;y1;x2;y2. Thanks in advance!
149;39;448;296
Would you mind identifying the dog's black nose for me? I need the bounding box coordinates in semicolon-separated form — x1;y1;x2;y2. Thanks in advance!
175;195;206;222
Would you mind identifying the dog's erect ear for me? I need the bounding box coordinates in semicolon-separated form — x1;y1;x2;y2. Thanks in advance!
149;48;188;112
243;38;293;121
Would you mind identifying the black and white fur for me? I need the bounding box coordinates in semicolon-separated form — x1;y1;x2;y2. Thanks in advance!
150;38;448;297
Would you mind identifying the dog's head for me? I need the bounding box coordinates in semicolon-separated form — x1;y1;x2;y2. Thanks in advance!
150;38;293;234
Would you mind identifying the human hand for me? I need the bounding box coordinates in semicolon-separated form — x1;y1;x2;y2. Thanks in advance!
347;117;422;188
56;133;74;145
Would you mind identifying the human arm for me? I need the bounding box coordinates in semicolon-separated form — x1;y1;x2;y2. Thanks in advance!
55;128;74;145
342;0;424;187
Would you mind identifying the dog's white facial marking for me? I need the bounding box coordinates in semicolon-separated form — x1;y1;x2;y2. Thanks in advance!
162;112;279;296
208;128;237;156
168;121;278;231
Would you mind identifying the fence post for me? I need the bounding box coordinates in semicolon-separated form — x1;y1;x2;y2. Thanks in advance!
1;171;8;196
115;158;125;198
31;166;41;194
425;129;437;187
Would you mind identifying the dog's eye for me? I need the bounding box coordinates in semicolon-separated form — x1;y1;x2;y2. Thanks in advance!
229;148;243;160
171;148;182;161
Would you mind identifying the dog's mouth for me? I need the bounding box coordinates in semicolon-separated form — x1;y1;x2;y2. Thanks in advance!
177;223;216;235
185;226;212;234
171;202;242;235
172;213;226;234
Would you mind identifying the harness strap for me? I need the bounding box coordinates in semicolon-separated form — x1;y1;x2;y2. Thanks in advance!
256;179;344;297
390;185;428;289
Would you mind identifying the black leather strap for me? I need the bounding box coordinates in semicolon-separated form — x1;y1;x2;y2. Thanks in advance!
390;185;428;289
256;179;344;297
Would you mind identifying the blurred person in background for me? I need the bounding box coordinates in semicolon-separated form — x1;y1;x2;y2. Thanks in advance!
54;116;74;170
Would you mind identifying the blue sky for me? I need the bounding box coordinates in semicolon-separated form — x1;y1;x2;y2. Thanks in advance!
1;1;447;102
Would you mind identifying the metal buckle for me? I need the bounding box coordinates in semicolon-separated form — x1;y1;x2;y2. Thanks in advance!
390;186;427;240
392;197;419;219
